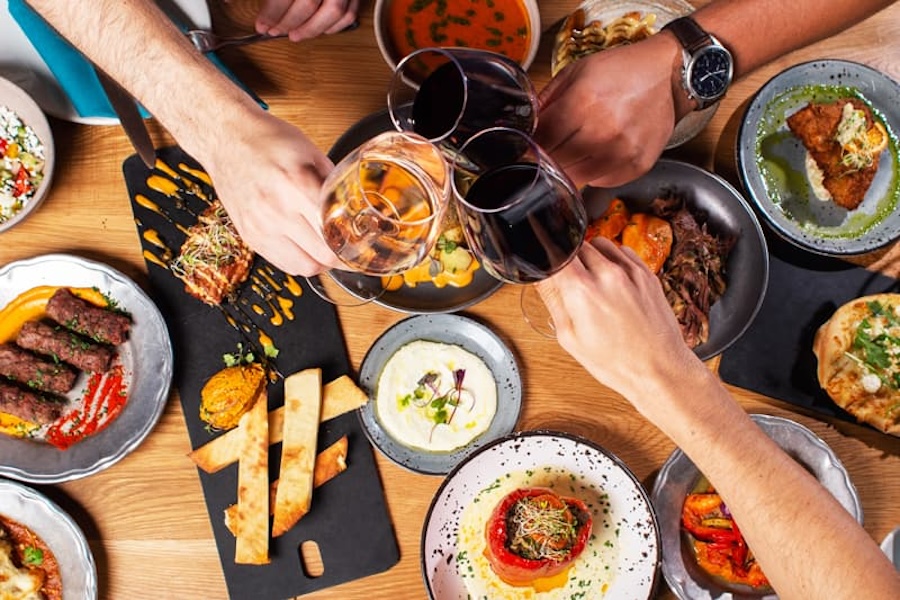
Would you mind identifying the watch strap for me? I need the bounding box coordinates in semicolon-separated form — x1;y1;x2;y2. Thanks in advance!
663;16;711;54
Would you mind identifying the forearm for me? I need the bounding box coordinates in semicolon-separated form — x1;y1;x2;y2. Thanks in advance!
25;0;266;164
625;359;900;598
693;0;896;77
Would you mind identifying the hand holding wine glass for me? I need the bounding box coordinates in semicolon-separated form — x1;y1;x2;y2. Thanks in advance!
387;47;538;156
309;130;450;305
451;127;587;336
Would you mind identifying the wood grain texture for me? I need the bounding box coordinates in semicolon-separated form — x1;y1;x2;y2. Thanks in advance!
0;1;898;598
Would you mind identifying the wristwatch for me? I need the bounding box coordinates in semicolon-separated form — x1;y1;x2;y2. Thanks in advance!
663;16;733;110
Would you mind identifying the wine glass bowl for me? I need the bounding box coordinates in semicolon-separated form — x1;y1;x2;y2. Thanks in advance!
451;127;587;284
319;130;450;277
387;47;538;156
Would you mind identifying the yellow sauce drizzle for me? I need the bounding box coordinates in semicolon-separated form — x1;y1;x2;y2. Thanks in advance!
135;194;165;217
284;274;303;297
142;229;167;249
143;249;168;270
252;304;265;316
179;164;212;186
154;160;179;179
277;296;294;321
147;174;180;197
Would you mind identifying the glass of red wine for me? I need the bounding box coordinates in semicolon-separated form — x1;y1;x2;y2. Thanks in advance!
306;129;451;306
451;127;587;336
387;47;538;158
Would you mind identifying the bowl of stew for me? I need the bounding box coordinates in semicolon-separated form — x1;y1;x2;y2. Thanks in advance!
374;0;541;72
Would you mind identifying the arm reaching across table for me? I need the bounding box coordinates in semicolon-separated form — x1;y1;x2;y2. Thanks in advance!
537;0;897;188
536;237;900;599
25;0;354;276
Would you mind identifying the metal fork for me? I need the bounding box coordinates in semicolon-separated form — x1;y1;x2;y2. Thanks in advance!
185;29;287;53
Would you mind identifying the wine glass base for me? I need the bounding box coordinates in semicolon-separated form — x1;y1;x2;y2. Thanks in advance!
305;271;386;307
520;285;556;339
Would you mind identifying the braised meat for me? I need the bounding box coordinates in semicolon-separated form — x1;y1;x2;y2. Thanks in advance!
16;320;114;373
0;343;77;394
786;99;882;210
0;380;64;424
45;288;131;345
650;196;735;349
170;201;254;306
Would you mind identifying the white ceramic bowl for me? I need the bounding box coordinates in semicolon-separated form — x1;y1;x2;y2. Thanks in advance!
0;74;54;233
374;0;541;72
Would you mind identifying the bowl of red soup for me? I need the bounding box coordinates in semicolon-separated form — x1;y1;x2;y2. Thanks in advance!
374;0;541;72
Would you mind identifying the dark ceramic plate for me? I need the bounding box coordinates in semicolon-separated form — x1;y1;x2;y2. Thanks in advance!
737;59;900;256
324;110;503;314
582;158;769;360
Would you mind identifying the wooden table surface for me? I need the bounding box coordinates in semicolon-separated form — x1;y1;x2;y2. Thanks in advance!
1;1;898;599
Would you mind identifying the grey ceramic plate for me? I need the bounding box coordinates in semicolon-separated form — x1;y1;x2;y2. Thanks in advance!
421;430;661;599
583;158;769;360
0;478;98;599
325;110;503;314
652;414;862;600
358;314;521;475
737;59;900;256
0;254;173;483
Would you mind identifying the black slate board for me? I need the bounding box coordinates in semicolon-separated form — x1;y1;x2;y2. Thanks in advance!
718;227;900;432
123;146;399;599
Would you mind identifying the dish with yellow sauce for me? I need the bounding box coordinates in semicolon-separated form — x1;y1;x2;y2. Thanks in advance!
422;431;661;598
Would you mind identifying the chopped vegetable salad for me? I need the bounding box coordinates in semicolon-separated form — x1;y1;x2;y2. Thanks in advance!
1;105;45;224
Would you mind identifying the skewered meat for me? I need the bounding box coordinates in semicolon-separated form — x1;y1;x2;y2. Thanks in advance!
0;343;77;394
0;380;63;425
45;288;131;345
16;320;114;373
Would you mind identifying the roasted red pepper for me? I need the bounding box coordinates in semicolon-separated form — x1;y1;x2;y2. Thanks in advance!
13;167;32;198
483;487;592;588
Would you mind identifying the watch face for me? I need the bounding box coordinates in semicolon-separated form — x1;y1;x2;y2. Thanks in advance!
688;46;733;101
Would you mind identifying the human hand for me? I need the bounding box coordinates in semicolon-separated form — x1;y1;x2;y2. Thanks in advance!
536;34;682;189
255;0;359;40
536;237;695;400
197;111;343;276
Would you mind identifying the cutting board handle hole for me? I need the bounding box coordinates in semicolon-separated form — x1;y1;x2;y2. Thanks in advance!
299;540;325;578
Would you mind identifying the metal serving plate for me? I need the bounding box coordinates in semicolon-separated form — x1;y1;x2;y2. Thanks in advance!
0;254;173;483
0;478;98;599
652;414;862;600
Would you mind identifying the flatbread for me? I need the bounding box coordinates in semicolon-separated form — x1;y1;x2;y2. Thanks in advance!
272;369;321;537
234;388;270;564
223;436;348;535
813;293;900;436
188;374;367;473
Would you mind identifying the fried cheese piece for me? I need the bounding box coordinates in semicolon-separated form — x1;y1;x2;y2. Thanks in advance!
786;99;884;210
171;201;254;305
813;293;900;436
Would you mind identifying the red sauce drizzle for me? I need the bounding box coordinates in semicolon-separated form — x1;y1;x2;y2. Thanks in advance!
45;365;128;450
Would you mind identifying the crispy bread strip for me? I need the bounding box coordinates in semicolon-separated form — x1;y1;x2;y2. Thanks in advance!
224;436;348;535
188;375;367;473
234;389;270;565
272;369;322;537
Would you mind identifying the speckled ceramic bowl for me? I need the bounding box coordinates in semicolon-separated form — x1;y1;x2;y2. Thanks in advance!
421;430;661;599
652;414;862;600
737;59;900;256
358;314;522;475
